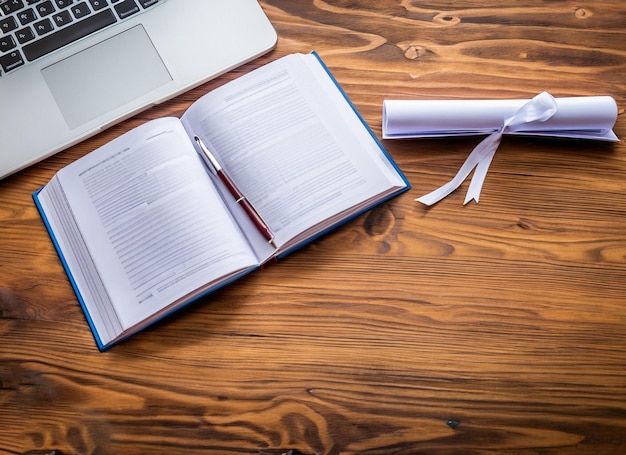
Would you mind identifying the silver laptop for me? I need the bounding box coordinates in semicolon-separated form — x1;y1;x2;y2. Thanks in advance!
0;0;277;179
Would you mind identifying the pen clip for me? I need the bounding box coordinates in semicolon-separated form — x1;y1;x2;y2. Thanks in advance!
194;136;221;176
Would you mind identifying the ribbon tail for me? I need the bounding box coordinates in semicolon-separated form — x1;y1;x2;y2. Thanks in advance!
417;130;502;206
416;153;481;206
463;133;502;204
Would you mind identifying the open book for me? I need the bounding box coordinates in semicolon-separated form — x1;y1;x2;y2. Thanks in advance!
34;52;410;350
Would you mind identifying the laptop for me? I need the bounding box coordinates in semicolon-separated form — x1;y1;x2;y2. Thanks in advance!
0;0;277;179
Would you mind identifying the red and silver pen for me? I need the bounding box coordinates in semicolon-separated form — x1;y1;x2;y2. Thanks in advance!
194;136;276;248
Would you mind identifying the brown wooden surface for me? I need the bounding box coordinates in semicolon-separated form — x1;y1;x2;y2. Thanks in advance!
2;1;626;454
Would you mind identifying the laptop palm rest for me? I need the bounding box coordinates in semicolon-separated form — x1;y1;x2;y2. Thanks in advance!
41;25;172;130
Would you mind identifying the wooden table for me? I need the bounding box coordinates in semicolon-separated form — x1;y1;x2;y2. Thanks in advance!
2;1;625;453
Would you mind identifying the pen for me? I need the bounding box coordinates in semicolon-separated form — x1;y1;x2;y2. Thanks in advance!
194;136;276;248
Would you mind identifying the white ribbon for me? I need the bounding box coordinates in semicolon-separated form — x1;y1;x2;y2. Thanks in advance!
416;91;559;206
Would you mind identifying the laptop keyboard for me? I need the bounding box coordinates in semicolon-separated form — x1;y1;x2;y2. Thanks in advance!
0;0;163;76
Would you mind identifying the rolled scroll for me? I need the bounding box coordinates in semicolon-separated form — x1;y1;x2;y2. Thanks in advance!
383;95;618;141
382;92;618;205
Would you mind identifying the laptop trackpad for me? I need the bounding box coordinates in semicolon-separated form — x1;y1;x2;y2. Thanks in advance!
42;25;172;130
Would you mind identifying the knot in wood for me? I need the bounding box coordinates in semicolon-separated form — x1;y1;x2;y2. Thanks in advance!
404;45;429;60
433;12;461;26
575;8;592;19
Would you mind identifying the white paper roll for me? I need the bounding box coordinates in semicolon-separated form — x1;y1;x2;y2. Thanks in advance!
383;96;618;141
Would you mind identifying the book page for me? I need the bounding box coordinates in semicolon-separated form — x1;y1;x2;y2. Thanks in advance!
182;53;406;250
49;118;258;331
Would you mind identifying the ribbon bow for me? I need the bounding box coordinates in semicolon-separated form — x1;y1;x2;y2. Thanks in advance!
417;91;559;206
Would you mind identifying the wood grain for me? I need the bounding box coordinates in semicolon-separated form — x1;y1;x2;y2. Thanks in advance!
1;1;626;454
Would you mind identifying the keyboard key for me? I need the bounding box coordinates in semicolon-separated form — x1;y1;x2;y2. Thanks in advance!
52;10;73;26
1;16;19;34
88;0;108;11
138;0;159;8
0;35;17;52
55;0;74;7
36;0;56;16
15;26;36;44
71;2;91;18
17;8;38;26
33;18;54;35
0;50;25;73
114;0;139;19
22;8;116;61
1;0;25;15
